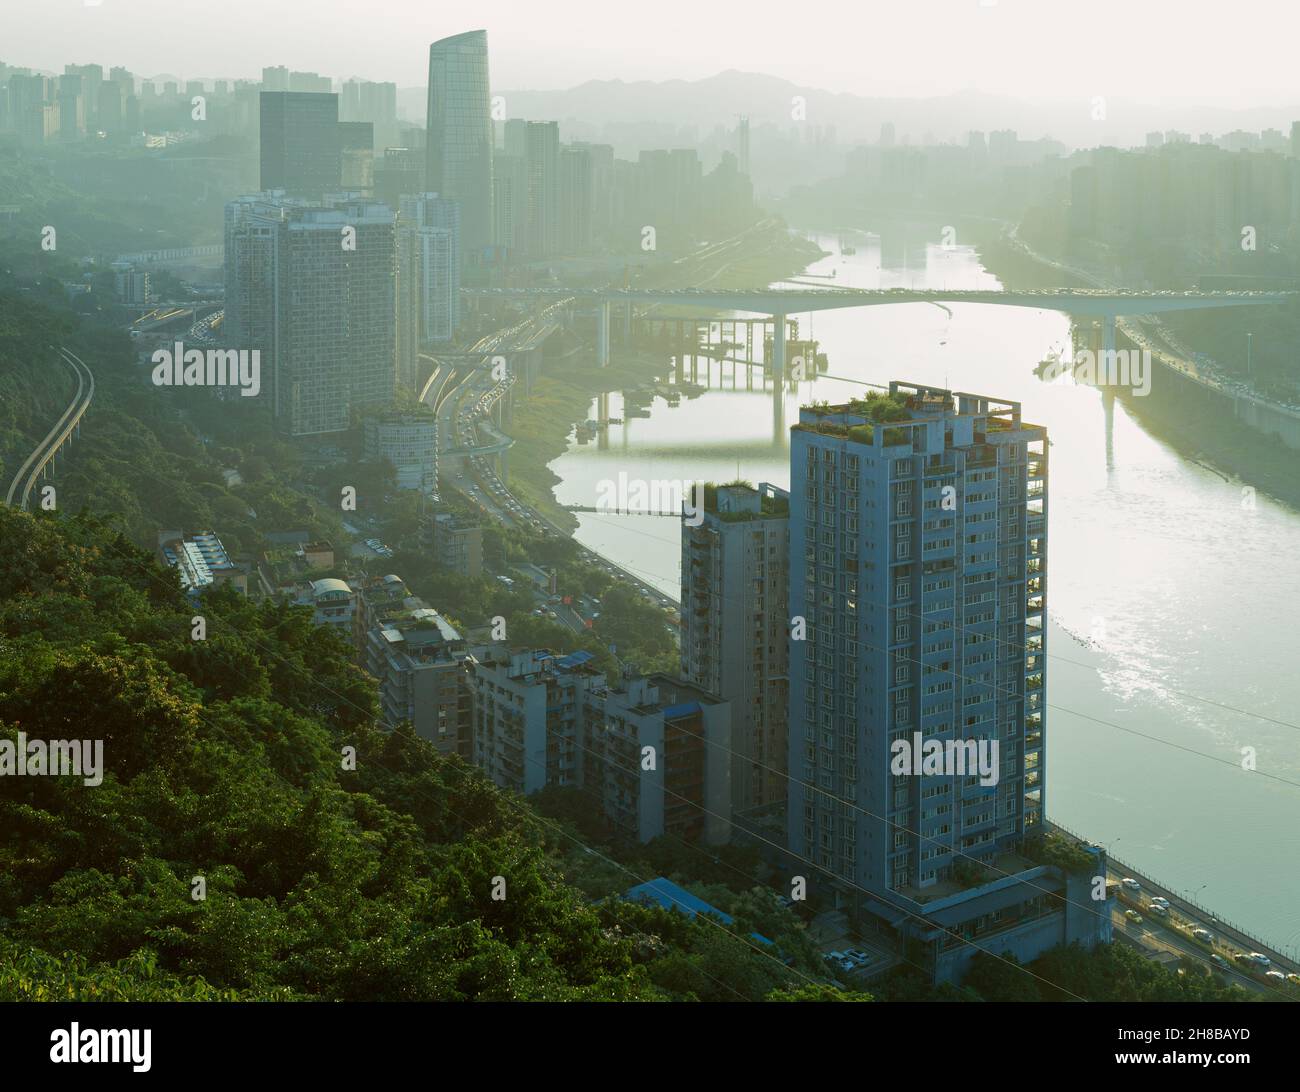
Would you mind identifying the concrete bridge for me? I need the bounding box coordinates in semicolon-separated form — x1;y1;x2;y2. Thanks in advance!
4;347;94;511
468;286;1292;368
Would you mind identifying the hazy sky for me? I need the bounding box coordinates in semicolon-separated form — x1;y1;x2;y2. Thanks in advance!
6;0;1298;107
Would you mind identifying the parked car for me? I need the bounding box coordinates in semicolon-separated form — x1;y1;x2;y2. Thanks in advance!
844;949;871;966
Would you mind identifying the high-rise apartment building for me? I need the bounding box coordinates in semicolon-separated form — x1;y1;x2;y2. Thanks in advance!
492;152;527;257
426;30;493;261
559;143;594;255
63;63;102;127
224;192;397;436
259;91;341;199
524;121;559;259
680;482;790;812
788;383;1048;894
341;78;398;150
396;193;460;384
781;383;1102;982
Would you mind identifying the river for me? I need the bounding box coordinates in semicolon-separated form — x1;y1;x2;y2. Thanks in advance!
548;226;1300;954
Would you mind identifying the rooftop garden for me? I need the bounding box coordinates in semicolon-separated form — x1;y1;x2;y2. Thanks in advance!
1022;831;1097;876
697;480;790;520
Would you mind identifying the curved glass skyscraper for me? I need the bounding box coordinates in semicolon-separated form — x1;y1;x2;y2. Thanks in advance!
426;30;493;262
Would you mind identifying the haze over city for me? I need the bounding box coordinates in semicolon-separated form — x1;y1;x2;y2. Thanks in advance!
1;0;1299;1062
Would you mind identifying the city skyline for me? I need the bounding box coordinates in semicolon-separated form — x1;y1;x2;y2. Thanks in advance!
2;1;1299;1029
7;0;1300;111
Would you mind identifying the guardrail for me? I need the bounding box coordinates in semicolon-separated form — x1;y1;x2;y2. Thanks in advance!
4;348;94;510
1049;818;1297;965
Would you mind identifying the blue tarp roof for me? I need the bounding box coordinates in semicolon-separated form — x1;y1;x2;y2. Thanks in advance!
625;877;734;923
623;878;774;946
662;700;703;720
557;649;595;669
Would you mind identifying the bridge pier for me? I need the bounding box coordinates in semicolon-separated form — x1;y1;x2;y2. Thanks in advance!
1101;313;1116;359
770;313;786;380
597;300;610;367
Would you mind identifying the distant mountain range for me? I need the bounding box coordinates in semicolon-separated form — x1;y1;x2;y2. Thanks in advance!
396;69;1300;151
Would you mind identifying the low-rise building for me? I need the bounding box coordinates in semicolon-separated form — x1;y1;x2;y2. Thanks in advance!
157;529;247;596
295;577;355;637
429;513;483;578
468;649;733;844
362;411;438;493
354;573;471;758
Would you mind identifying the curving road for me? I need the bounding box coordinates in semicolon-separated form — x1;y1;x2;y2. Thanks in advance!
4;347;94;511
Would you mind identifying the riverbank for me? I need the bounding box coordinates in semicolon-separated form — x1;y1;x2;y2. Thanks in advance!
977;233;1300;514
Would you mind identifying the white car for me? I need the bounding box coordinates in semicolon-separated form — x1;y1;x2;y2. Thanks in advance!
1120;878;1141;892
1149;896;1170;909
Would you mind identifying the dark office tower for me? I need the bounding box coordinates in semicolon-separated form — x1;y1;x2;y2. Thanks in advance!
339;121;374;193
374;147;424;211
426;30;493;261
260;92;341;199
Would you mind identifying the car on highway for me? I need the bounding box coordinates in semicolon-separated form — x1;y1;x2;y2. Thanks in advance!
1192;928;1214;944
1210;954;1230;970
1149;896;1170;909
1124;909;1143;924
1147;902;1168;917
1120;878;1141;892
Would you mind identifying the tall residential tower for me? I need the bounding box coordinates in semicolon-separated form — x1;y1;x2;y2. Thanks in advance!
783;384;1097;982
680;482;790;812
